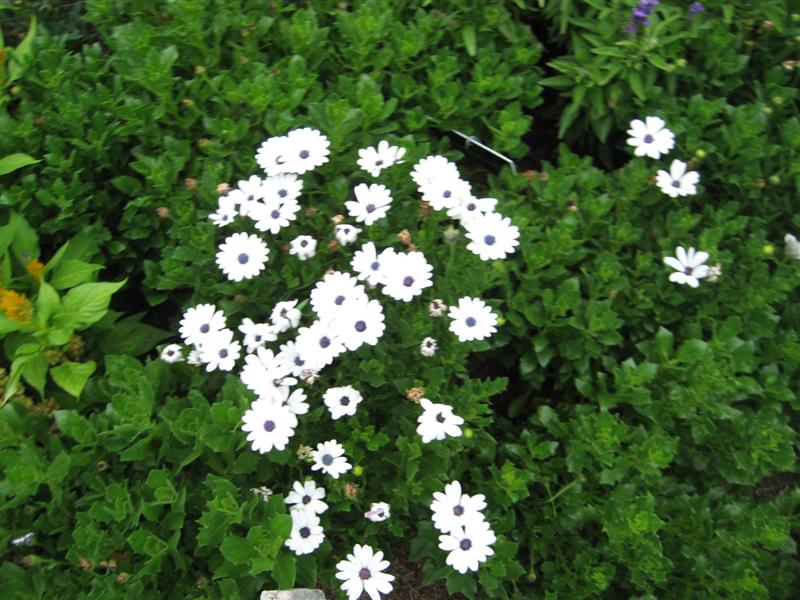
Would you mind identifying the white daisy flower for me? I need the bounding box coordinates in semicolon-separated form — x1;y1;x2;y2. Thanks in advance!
278;386;310;416
276;340;311;377
447;195;497;223
345;183;393;226
238;318;278;353
295;319;346;371
438;519;496;574
240;347;298;402
160;343;184;363
410;155;461;188
448;297;498;342
199;328;241;372
285;480;329;515
262;173;303;204
785;233;800;260
351;242;396;287
186;349;202;366
364;502;391;522
236;174;266;208
270;299;302;332
332;299;386;351
323;385;363;420
417;398;464;443
627;116;675;160
464;212;520;261
209;194;238;227
656;159;700;198
250;199;301;235
256;135;291;177
285;509;325;556
179;303;227;346
420;337;438;357
335;544;395;600
663;246;711;288
335;223;362;246
310;271;369;321
357;140;406;177
420;177;472;212
216;232;269;282
241;398;298;454
289;235;317;261
311;439;352;479
380;251;433;302
428;299;448;317
284;127;331;174
430;480;488;534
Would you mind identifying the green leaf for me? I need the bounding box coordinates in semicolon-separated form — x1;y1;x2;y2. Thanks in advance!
273;552;296;589
52;279;126;331
50;360;96;397
628;71;645;101
21;353;48;397
0;153;41;176
53;409;96;443
220;535;252;566
49;260;104;290
34;280;61;325
654;326;673;360
676;339;708;364
7;16;37;83
462;25;477;57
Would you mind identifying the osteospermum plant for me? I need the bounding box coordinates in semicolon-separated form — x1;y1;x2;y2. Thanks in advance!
160;128;520;596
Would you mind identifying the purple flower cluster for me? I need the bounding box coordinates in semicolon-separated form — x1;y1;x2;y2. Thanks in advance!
626;0;660;34
688;2;705;18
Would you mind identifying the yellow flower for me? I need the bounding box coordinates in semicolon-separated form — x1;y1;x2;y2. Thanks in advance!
0;289;33;324
26;259;45;280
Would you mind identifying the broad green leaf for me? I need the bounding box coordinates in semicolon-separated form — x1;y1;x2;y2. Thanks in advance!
52;279;126;331
273;552;296;589
462;25;477;57
220;535;252;566
21;353;47;397
49;260;104;290
0;153;40;176
34;280;60;325
7;16;36;83
50;360;96;397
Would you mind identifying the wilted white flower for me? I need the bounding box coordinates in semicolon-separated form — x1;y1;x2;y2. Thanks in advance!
663;246;710;288
334;223;362;246
656;159;700;198
428;299;448;317
271;299;302;332
238;318;278;353
626;116;675;159
364;502;391;522
160;343;184;363
420;337;438;357
335;544;395;600
289;235;318;261
706;262;722;282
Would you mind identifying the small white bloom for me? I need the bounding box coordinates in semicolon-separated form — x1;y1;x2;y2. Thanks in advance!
351;242;396;287
656;159;700;198
256;135;291;177
364;502;391;522
241;398;298;454
250;199;301;235
380;251;433;302
236;174;266;205
417;398;464;443
311;439;352;479
198;328;241;372
420;177;472;211
410;155;461;188
428;299;448;317
357;140;406;177
295;319;346;371
283;127;331;174
706;262;722;282
663;246;711;288
11;533;34;546
447;195;497;222
285;508;325;556
464;212;520;261
448;297;498;342
323;385;363;420
160;343;184;363
276;340;312;377
310;271;369;320
216;232;269;281
285;480;329;515
209;194;238;227
335;223;362;246
626;116;675;159
186;349;202;365
420;337;438;357
262;172;303;204
438;519;496;574
240;347;298;401
332;299;386;351
335;544;395;600
271;299;302;332
179;303;227;346
785;233;800;260
289;235;317;261
278;386;310;415
345;183;393;226
430;480;488;534
238;318;279;353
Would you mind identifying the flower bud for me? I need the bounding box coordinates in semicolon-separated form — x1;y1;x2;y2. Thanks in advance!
763;243;775;255
353;465;364;476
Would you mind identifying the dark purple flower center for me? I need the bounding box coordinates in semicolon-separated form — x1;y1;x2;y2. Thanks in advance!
218;349;228;358
672;180;681;188
465;317;477;327
355;320;366;332
365;203;376;213
403;276;414;287
302;495;311;504
467;203;476;211
222;214;229;221
460;539;472;551
370;261;380;271
322;454;333;466
453;505;464;516
294;356;304;366
200;324;210;334
643;134;654;143
435;412;446;423
299;149;310;159
319;336;331;348
299;527;310;538
335;295;346;305
375;160;384;166
358;568;371;580
255;335;261;341
300;240;308;247
340;396;350;406
278;189;287;198
238;253;249;264
484;235;496;246
263;420;276;432
271;210;280;219
443;190;452;198
683;266;693;275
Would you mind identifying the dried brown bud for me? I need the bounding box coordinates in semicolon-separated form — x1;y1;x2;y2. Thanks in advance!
156;207;171;219
397;228;412;246
238;55;249;63
762;20;774;29
216;182;231;195
538;171;550;182
20;555;36;567
44;348;64;366
567;201;578;213
521;170;536;181
687;156;700;169
282;243;291;254
304;206;319;217
296;445;313;460
181;98;194;107
343;481;359;499
233;294;245;303
406;387;425;403
407;243;419;252
194;65;206;75
98;559;117;571
429;299;448;317
116;572;129;584
197;138;210;148
783;60;797;70
327;239;340;251
184;177;198;191
303;369;319;385
96;460;109;471
79;555;93;571
420;200;432;217
331;214;345;224
647;174;658;185
608;289;618;298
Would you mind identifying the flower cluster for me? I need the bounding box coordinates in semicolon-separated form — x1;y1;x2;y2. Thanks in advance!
431;480;495;573
626;0;659;33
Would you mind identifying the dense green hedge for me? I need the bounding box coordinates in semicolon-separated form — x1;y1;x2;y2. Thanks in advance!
1;1;799;599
